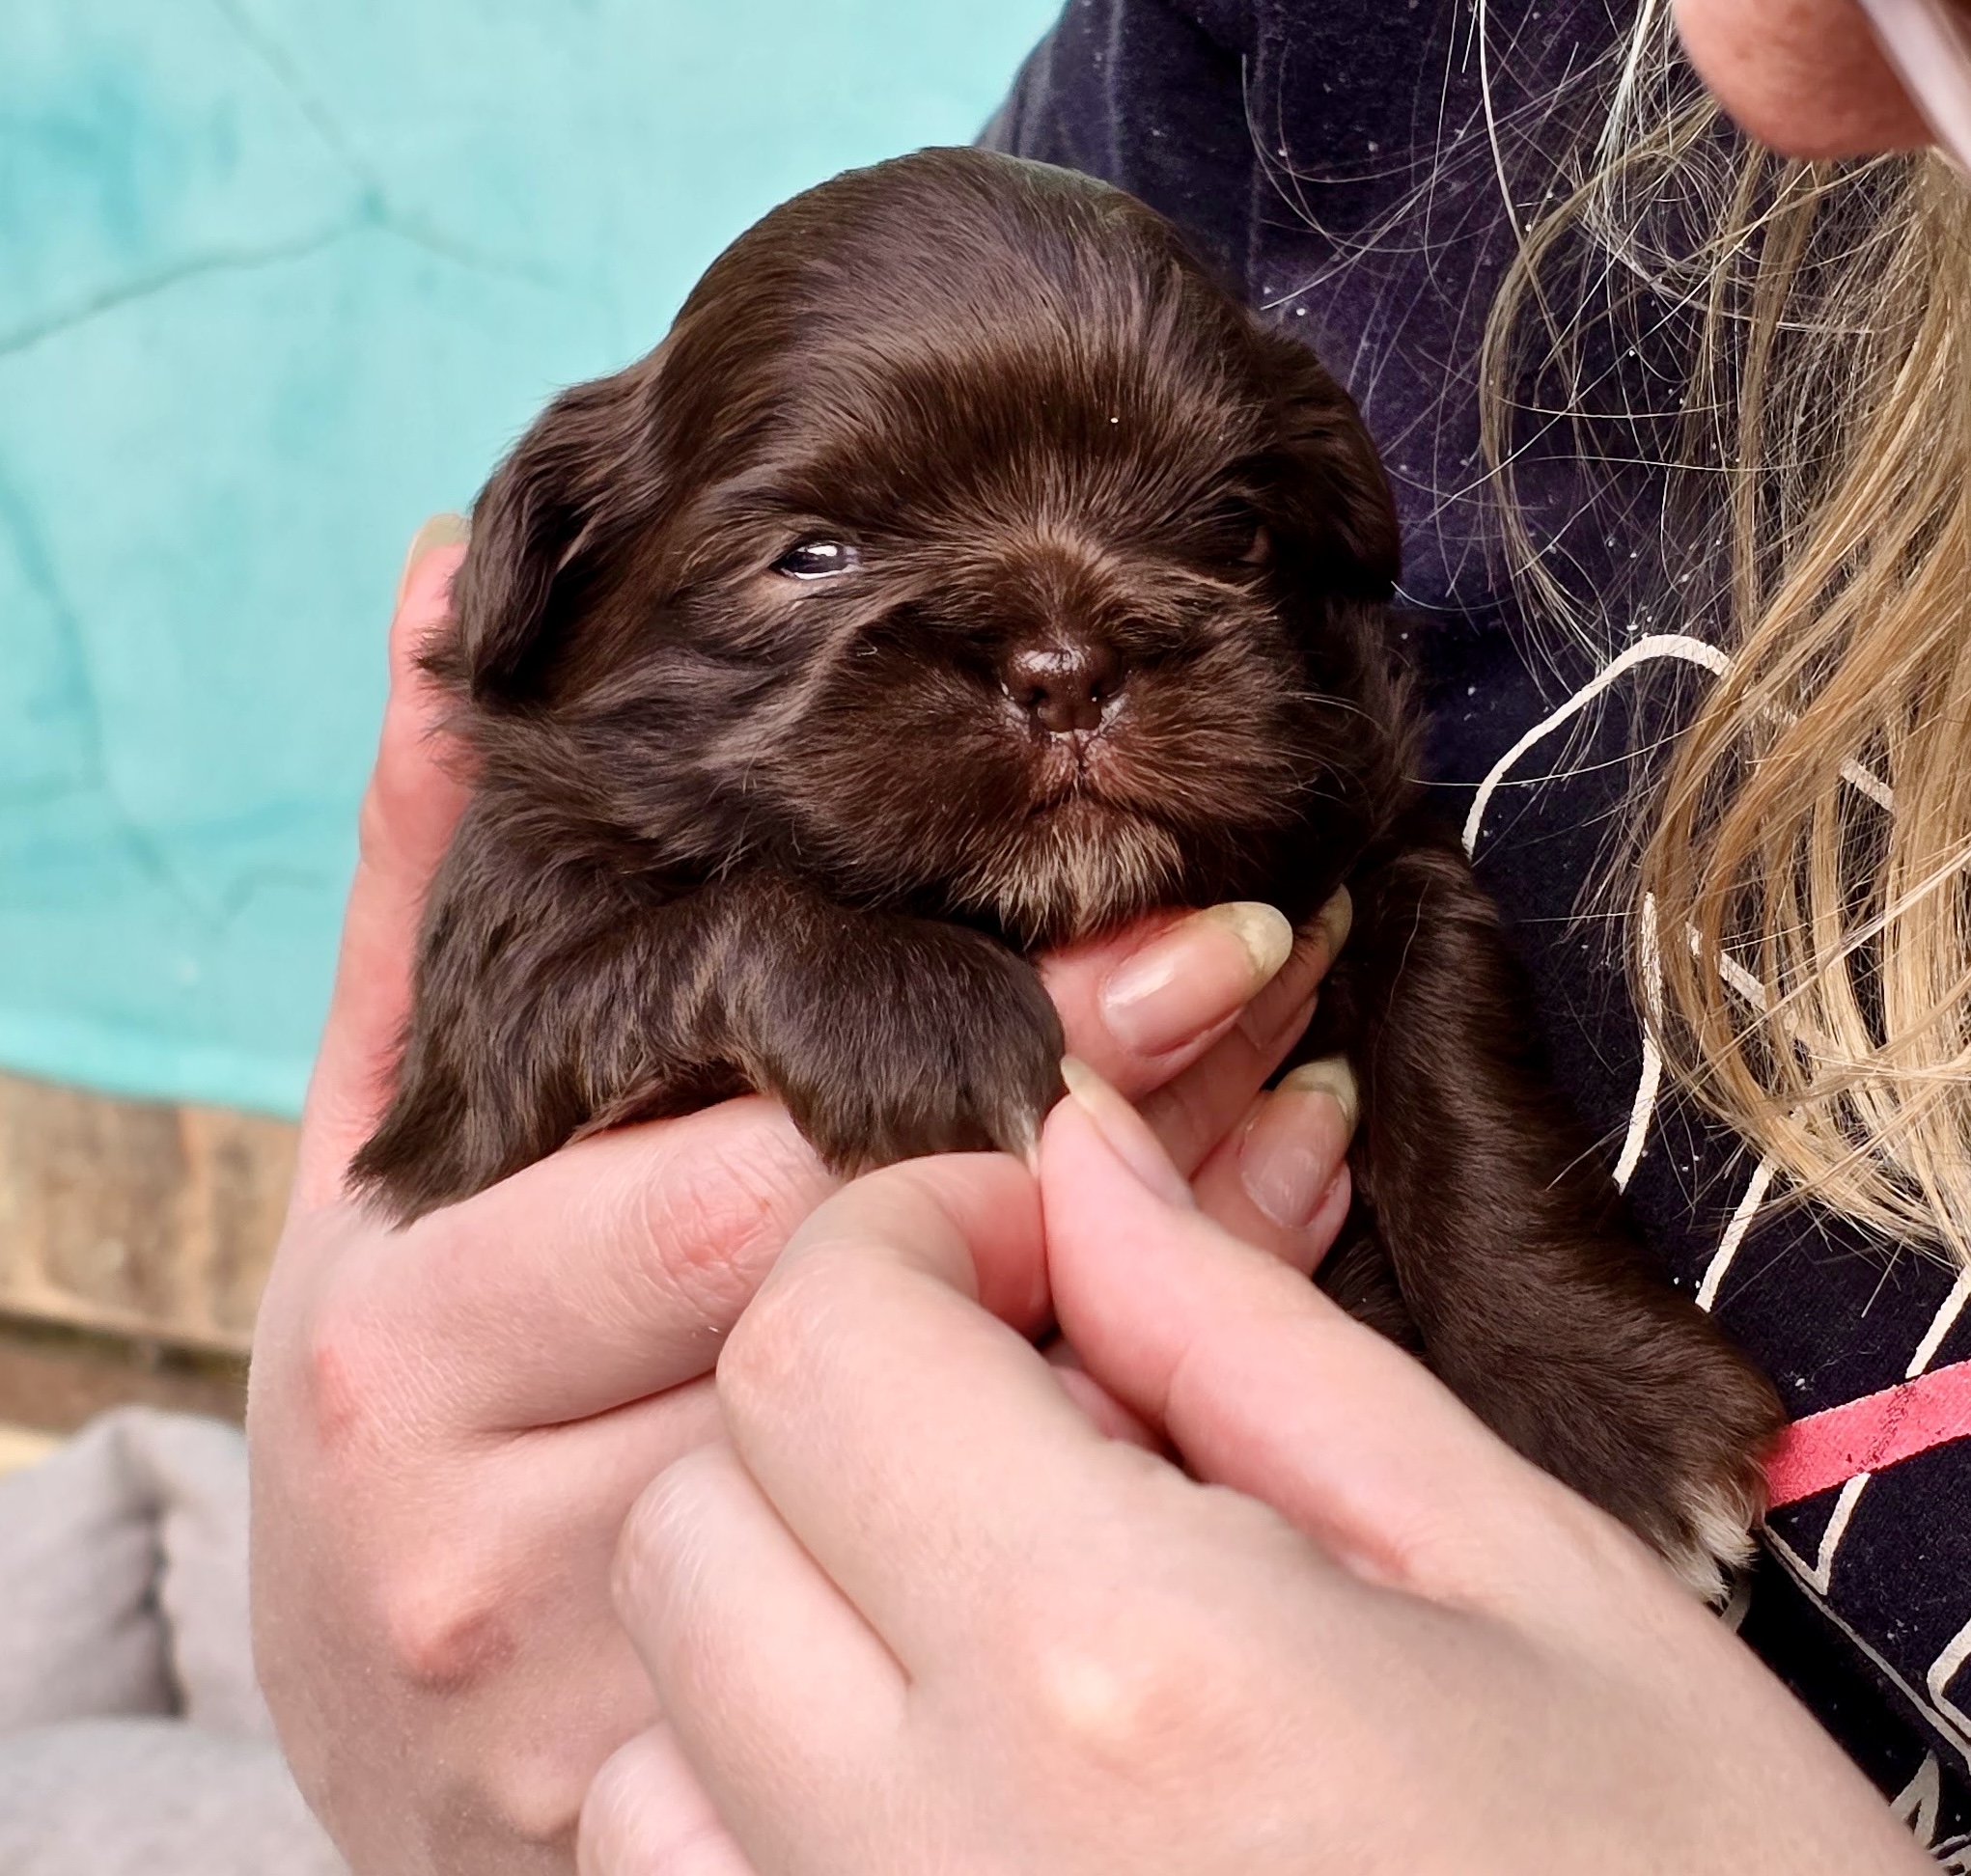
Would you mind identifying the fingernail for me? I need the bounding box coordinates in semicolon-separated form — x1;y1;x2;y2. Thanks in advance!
1238;1057;1358;1229
1059;1057;1197;1207
1314;885;1353;963
1099;902;1292;1056
1281;1056;1359;1131
1232;890;1351;1058
398;512;470;595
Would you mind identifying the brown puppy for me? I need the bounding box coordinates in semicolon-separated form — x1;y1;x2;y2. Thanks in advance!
354;147;1781;1591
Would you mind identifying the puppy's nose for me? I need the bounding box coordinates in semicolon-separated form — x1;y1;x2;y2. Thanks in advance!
1000;638;1124;735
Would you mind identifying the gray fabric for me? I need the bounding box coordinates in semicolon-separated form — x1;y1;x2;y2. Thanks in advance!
0;1720;345;1875
0;1413;177;1732
0;1410;344;1874
125;1410;270;1738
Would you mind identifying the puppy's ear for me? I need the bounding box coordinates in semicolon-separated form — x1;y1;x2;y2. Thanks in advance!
1255;330;1402;599
436;355;670;705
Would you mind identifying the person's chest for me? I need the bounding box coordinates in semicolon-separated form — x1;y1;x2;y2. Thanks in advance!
1429;619;1971;1855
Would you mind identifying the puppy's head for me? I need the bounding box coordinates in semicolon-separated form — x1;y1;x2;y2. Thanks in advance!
435;148;1403;944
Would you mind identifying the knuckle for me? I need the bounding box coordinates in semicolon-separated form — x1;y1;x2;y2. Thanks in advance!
626;1111;827;1324
614;1447;724;1614
297;1283;396;1458
577;1748;644;1873
613;1472;680;1605
1009;1601;1233;1777
377;1550;518;1697
293;1222;458;1461
716;1249;843;1406
579;1733;720;1876
482;1747;591;1850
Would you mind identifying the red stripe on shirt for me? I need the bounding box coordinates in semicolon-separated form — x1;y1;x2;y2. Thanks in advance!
1765;1358;1971;1508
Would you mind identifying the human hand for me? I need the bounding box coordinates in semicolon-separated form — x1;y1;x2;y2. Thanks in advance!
583;1078;1928;1876
246;521;1355;1874
1675;0;1949;156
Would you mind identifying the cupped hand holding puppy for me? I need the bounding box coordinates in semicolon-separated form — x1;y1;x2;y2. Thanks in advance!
245;528;1354;1876
579;1086;1926;1876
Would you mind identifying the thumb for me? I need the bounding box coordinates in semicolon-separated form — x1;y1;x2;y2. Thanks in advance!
291;516;472;1213
1038;1068;1582;1607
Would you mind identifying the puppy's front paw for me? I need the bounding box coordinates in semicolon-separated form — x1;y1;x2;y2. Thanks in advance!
754;924;1065;1170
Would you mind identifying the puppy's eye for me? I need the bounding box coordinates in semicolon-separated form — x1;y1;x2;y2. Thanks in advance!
773;539;861;580
1198;499;1270;569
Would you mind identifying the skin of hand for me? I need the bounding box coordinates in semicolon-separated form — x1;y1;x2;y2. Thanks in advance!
1675;0;1935;155
582;1081;1931;1876
246;521;1355;1876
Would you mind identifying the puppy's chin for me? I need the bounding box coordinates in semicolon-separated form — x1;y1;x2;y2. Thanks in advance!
952;801;1186;949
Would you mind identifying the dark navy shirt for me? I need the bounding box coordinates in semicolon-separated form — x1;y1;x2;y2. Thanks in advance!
986;2;1971;1854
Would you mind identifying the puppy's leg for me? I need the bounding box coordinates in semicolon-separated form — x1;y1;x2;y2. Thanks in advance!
349;860;746;1220
353;867;1063;1220
1318;834;1784;1595
694;876;1065;1172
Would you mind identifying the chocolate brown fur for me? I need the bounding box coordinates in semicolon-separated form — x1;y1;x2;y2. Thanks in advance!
354;148;1780;1584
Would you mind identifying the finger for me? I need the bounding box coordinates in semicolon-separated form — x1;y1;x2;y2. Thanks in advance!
579;1724;759;1876
311;1096;835;1431
1041;1338;1165;1449
1040;1074;1578;1608
293;518;473;1212
1190;1060;1357;1273
1041;887;1348;1102
1135;890;1348;1173
614;1443;904;1831
714;1153;1152;1668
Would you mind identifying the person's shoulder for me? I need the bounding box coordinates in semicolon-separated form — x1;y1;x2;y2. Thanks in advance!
980;0;1265;289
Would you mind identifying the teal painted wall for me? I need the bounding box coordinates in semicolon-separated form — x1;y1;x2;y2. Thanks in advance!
0;0;1058;1115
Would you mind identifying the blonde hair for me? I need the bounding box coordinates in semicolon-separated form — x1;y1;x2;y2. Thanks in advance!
1479;1;1971;1260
